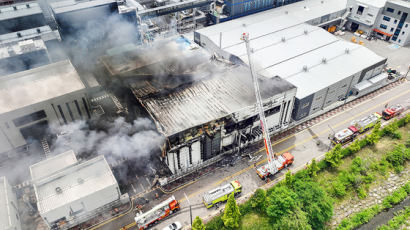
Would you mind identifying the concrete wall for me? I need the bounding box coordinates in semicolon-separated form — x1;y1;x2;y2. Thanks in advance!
43;183;120;226
1;177;22;230
0;91;91;154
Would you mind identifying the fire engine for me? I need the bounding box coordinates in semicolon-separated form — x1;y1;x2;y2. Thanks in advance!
332;112;382;145
256;152;294;180
134;196;180;230
203;180;242;208
382;104;404;120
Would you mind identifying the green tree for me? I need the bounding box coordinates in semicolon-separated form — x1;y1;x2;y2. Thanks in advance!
272;207;312;230
294;180;333;230
325;144;343;168
307;159;320;178
284;170;294;188
349;139;361;154
250;188;267;212
266;186;298;221
192;216;206;230
222;193;241;229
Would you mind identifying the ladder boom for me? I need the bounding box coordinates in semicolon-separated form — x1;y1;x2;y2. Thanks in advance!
241;33;277;173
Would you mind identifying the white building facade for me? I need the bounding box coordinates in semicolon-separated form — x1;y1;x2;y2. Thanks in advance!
374;0;410;46
345;0;387;34
0;60;91;155
0;176;22;230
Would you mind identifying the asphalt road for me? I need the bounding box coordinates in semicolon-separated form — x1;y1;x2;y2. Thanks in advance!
92;80;410;230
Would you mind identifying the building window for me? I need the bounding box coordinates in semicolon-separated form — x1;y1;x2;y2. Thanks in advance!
176;151;181;169
66;103;75;121
82;98;91;119
302;102;310;109
398;11;401;15
57;105;67;124
399;39;401;43
386;7;394;13
74;100;83;119
189;147;192;165
349;7;352;12
383;16;391;21
380;24;388;29
402;31;405;35
391;28;394;32
13;110;47;127
357;6;364;15
406;24;408;28
394;19;397;24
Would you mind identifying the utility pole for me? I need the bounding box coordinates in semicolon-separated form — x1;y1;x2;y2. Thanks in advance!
184;192;193;227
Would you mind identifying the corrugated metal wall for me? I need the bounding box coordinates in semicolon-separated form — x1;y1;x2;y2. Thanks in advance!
223;0;302;18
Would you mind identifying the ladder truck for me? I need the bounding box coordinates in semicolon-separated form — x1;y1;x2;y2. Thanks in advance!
134;196;180;230
240;33;294;180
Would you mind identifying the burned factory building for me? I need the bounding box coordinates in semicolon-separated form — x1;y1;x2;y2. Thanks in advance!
100;36;296;177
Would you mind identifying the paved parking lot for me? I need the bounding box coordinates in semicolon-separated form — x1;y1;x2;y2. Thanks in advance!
337;31;410;74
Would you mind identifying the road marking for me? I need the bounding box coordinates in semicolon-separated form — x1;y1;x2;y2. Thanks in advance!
89;199;134;230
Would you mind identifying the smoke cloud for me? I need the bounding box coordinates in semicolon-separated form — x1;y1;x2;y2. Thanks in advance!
50;117;165;164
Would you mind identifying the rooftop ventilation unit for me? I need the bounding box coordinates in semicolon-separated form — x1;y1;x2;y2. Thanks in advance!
26;4;30;8
13;6;17;10
285;11;288;14
77;178;84;184
281;37;286;42
304;30;308;35
36;28;41;33
345;48;350;54
322;58;327;64
55;187;63;194
303;65;308;72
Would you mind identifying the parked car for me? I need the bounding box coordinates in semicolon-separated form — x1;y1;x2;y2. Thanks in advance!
162;221;182;230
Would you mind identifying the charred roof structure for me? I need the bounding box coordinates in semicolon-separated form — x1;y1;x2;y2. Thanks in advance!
101;36;296;177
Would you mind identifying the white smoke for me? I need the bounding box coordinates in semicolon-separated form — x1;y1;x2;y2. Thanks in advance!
50;117;164;163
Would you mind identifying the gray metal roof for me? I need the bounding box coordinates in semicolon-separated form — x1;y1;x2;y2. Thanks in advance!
51;0;116;14
196;0;386;99
0;1;42;21
0;26;59;44
30;150;78;181
0;60;85;115
33;155;118;215
0;38;47;59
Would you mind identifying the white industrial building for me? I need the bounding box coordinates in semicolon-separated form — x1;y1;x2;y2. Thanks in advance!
30;150;126;229
0;60;91;155
345;0;387;34
195;0;387;121
374;0;410;46
0;176;22;230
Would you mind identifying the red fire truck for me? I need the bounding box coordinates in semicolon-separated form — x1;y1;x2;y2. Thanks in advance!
382;104;404;120
256;152;294;180
134;196;180;230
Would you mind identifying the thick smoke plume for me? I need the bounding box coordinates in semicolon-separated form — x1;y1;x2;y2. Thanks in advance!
50;117;164;164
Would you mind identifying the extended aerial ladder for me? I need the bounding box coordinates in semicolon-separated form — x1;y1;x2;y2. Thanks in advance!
240;33;294;180
240;33;277;174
